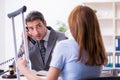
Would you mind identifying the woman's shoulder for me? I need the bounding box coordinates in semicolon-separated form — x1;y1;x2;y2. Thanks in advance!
58;39;76;44
56;39;78;49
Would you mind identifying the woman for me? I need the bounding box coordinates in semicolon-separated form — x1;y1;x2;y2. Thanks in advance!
17;5;108;80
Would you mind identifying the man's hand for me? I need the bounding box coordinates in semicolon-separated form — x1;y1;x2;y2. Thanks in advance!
21;30;32;52
16;55;28;74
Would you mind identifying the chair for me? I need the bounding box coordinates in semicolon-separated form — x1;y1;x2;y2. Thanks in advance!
82;76;120;80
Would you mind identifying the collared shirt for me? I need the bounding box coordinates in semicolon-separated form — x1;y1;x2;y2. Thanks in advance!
40;29;51;48
50;39;102;80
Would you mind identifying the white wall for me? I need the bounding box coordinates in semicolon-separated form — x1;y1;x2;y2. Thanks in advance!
0;0;5;64
1;0;120;70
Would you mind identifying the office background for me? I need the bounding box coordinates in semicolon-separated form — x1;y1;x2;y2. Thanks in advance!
0;0;119;69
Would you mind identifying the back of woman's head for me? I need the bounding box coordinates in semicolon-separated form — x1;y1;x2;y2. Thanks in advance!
68;5;108;66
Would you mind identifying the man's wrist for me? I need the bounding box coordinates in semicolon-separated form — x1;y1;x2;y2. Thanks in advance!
21;45;25;53
21;48;24;53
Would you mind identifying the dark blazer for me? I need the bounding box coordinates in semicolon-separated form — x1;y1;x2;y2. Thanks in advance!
18;26;67;71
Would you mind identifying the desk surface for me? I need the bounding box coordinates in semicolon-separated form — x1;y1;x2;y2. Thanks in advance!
0;71;61;80
0;71;47;80
0;77;26;80
0;76;46;80
0;75;46;80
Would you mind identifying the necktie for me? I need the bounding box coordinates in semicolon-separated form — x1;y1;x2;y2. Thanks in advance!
40;40;46;64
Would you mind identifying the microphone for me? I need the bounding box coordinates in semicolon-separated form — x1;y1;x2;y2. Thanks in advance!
8;6;27;18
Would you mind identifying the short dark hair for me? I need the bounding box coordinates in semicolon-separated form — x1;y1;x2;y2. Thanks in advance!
25;11;45;24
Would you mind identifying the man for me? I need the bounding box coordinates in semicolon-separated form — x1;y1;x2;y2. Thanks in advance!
17;11;67;71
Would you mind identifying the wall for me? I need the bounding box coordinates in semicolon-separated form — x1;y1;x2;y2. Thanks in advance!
0;0;5;65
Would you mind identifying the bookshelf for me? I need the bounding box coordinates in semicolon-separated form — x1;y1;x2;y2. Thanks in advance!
83;1;120;68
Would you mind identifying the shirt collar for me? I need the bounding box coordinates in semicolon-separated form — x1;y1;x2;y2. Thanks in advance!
43;29;51;42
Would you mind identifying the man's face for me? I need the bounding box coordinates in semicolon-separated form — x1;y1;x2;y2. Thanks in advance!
26;19;47;41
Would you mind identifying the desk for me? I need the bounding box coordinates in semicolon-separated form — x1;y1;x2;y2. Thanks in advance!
0;71;47;80
0;76;27;80
0;71;61;80
0;76;46;80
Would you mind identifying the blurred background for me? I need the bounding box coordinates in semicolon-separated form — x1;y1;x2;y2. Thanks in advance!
0;0;119;70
